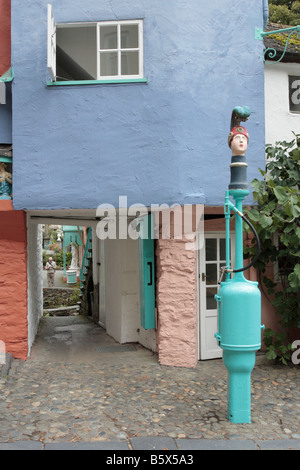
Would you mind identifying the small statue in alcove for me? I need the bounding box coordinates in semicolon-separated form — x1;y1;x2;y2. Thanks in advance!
0;161;12;199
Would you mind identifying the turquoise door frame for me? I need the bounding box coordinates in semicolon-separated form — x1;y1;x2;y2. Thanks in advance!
138;214;155;330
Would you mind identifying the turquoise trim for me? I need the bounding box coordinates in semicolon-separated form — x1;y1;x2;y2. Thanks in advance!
47;78;148;87
0;156;12;163
0;67;14;83
255;25;300;41
139;214;155;330
255;25;300;64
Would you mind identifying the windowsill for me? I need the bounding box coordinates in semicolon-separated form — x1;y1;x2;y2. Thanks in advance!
46;78;148;87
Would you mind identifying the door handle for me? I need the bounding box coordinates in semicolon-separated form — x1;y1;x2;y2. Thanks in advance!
147;261;153;286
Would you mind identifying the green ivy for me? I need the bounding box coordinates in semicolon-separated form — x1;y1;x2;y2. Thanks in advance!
244;134;300;364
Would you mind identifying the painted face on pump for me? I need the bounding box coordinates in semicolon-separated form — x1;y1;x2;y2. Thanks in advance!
228;126;249;156
231;134;248;155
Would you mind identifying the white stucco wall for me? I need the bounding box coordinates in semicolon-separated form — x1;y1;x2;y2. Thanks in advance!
265;62;300;145
27;218;43;356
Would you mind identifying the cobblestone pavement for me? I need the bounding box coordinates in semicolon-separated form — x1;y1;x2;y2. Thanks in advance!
0;316;299;449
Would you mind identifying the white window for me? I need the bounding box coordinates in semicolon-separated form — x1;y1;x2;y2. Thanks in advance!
289;75;300;114
47;4;144;83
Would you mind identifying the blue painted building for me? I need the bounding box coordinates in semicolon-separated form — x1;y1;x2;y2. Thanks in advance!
11;0;265;210
9;0;268;366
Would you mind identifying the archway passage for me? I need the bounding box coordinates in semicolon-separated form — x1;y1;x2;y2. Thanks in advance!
31;314;156;365
27;210;156;361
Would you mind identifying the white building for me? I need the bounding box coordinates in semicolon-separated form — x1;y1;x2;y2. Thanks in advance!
264;23;300;145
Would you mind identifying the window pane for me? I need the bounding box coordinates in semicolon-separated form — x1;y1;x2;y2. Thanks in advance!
206;288;217;310
206;239;217;261
121;51;139;75
289;76;300;113
121;24;139;48
206;263;217;285
100;52;118;76
220;238;226;261
100;25;118;49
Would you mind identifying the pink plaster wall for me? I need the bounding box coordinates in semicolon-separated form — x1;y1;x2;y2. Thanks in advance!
156;237;198;368
155;205;292;368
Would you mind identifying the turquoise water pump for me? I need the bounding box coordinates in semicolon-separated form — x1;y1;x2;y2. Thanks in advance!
215;107;264;424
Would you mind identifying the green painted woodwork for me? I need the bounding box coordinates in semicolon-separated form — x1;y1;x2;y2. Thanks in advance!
62;226;83;247
79;227;92;288
47;78;148;87
139;214;155;330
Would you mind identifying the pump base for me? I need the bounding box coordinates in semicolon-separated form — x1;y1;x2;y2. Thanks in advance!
223;349;256;424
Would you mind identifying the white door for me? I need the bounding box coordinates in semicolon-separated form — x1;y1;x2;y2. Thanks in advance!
198;232;234;360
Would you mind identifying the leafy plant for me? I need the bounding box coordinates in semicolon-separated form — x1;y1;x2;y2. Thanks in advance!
263;328;294;365
244;134;300;364
269;0;300;25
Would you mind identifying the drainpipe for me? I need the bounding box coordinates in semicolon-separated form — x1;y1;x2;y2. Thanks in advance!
263;0;269;30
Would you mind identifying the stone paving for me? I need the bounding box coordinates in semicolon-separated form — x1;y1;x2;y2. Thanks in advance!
0;316;299;449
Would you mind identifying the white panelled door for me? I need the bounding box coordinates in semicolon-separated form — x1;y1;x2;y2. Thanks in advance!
198;232;234;360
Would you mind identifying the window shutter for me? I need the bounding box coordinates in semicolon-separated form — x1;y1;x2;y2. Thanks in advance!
139;214;156;330
47;4;56;81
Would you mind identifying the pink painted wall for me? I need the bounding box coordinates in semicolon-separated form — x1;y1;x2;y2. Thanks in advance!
155;206;287;368
0;201;28;360
156;237;198;368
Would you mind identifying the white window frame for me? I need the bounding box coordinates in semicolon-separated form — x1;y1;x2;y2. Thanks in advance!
47;4;56;81
97;20;144;80
47;4;144;83
288;75;300;114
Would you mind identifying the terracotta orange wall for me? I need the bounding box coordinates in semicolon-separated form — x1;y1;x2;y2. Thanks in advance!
0;201;28;359
0;0;11;75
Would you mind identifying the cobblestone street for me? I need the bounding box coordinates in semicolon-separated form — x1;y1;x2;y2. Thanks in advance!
0;316;299;449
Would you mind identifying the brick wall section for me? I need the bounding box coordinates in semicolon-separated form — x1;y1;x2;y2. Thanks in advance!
0;201;27;359
0;0;11;76
156;237;198;368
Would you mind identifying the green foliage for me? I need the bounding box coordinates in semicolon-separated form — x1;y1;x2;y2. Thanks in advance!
244;134;300;364
269;0;300;25
263;328;293;365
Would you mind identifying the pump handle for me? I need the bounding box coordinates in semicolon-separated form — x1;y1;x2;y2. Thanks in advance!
224;212;260;276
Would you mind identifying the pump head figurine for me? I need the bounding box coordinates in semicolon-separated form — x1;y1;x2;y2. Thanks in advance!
228;107;251;190
0;160;12;199
228;126;249;156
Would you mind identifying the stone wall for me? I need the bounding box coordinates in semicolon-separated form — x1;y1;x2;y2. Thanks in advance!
43;287;79;308
156;237;198;368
